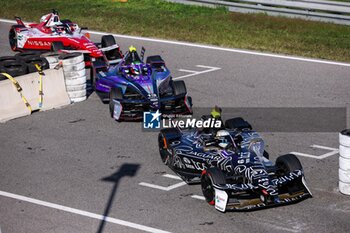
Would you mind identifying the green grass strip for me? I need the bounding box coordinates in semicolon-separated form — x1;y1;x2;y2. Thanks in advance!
1;0;350;62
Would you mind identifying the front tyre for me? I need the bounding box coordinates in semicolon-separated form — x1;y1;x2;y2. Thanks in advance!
158;133;171;165
201;170;215;205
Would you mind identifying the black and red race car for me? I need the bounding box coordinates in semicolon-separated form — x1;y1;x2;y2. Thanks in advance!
9;10;123;66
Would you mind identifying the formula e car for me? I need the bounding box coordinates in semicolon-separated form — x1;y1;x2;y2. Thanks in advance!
91;46;192;121
158;111;312;211
9;10;122;66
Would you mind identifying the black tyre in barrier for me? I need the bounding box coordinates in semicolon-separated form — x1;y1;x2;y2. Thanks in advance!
15;51;42;60
0;60;28;77
23;56;50;73
0;56;19;63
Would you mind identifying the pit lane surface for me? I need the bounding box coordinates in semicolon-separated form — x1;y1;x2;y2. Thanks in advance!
1;20;350;233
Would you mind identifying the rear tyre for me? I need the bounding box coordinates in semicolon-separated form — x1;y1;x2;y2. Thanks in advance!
51;41;64;52
172;80;187;96
101;35;116;48
201;167;226;205
225;117;252;130
109;87;123;118
101;35;121;61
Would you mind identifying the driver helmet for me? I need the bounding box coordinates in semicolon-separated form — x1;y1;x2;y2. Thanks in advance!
215;130;232;149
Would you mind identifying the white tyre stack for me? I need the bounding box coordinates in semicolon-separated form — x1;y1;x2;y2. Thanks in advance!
339;129;350;195
59;53;87;103
40;52;60;69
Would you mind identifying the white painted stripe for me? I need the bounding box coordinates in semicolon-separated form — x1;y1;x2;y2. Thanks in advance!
0;190;171;233
162;174;183;180
174;65;221;80
311;144;338;151
139;181;187;191
178;69;198;74
1;18;349;67
191;195;205;200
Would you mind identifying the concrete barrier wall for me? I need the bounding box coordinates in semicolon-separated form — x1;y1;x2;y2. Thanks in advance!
0;68;70;122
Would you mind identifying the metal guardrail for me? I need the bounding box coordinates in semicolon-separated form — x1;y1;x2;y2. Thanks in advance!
166;0;350;25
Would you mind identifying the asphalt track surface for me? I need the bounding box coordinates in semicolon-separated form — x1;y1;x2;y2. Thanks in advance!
1;20;350;233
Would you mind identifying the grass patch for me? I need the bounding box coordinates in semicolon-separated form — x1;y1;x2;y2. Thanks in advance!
1;0;349;62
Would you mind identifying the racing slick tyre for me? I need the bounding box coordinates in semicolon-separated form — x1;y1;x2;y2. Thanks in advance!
0;60;28;77
22;56;50;73
101;35;121;61
225;117;252;131
51;41;64;52
146;55;164;64
172;80;187;96
109;87;123;118
201;167;226;205
276;154;305;193
65;75;86;86
9;25;25;51
146;55;165;68
67;89;86;99
340;129;350;147
101;35;116;48
66;83;86;92
158;128;181;165
59;53;84;66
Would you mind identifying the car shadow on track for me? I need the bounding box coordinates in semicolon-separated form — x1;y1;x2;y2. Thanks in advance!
96;163;140;233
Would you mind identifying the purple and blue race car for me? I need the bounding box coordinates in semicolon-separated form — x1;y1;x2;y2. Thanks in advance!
91;46;192;121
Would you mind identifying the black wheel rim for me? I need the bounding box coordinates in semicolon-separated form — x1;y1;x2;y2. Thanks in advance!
201;174;215;203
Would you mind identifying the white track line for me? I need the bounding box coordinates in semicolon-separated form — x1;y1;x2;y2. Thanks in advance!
291;144;339;159
174;65;221;80
162;174;183;180
191;195;205;201
139;181;187;191
0;190;171;233
1;18;349;67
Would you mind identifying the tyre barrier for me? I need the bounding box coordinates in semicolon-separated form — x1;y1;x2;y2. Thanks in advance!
59;53;87;103
339;129;350;195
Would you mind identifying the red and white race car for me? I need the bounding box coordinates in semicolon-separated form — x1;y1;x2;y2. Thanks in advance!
9;10;123;66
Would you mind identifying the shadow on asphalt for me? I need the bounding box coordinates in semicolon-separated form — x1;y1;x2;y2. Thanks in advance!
96;163;140;233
